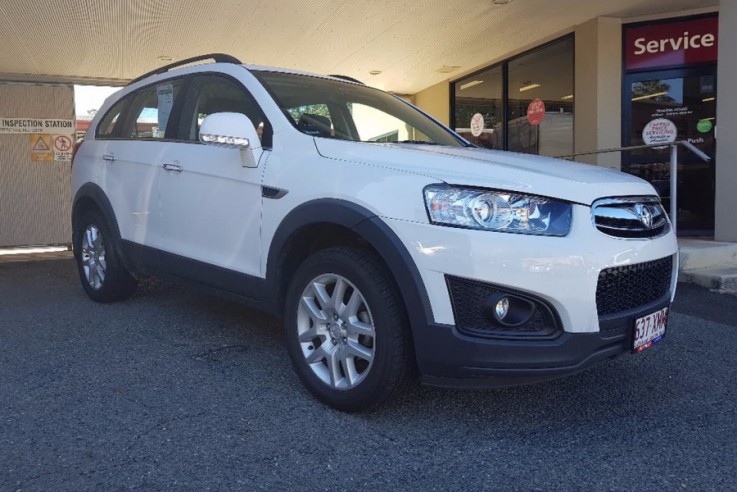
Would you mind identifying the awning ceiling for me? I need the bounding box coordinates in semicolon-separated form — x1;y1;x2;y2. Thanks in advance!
0;0;718;93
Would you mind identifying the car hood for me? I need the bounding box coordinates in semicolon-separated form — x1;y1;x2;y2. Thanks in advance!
314;139;657;205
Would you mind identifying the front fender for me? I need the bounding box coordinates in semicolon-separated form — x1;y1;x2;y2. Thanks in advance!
266;199;434;344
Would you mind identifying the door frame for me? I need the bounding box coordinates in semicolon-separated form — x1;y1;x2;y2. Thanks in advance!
621;64;717;236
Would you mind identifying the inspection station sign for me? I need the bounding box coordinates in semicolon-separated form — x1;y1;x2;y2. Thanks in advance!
0;117;75;134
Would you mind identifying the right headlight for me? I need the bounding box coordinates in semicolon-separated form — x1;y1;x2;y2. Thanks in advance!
423;184;572;237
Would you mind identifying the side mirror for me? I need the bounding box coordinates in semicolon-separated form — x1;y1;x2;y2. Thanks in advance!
199;112;262;151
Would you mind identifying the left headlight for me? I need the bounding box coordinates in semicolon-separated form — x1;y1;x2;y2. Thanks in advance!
423;184;572;237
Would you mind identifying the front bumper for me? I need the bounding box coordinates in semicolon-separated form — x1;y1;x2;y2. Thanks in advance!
416;293;671;388
382;202;678;387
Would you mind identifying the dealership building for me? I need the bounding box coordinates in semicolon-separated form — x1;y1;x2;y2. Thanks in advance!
0;0;734;248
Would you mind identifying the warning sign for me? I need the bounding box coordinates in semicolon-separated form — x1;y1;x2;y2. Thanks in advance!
30;134;53;162
1;117;75;134
53;135;73;161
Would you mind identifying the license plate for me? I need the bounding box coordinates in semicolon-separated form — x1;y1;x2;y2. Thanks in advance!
633;307;668;353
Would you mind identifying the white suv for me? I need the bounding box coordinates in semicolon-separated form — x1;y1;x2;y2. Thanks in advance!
71;54;678;411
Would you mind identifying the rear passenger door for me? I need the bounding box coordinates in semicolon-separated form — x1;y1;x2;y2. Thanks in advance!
96;79;186;251
158;74;269;279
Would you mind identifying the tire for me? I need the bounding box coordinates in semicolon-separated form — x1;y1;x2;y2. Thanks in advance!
284;246;413;412
73;209;138;303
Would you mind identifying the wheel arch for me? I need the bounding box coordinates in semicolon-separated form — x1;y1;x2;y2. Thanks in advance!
72;183;123;256
266;199;433;342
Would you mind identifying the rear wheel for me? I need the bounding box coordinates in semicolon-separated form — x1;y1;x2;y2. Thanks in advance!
284;246;413;412
73;209;137;302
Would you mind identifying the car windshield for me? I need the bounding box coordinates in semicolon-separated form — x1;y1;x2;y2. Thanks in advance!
252;70;466;147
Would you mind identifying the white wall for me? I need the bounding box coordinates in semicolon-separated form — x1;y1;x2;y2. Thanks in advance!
414;82;450;126
574;17;622;168
715;1;737;242
0;83;74;246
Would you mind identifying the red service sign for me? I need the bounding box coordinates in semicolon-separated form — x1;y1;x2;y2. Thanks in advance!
527;98;545;126
625;16;718;70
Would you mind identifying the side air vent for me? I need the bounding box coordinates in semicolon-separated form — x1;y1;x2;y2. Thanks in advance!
591;196;669;239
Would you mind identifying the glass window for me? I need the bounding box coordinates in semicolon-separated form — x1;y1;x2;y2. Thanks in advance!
253;71;465;147
96;99;126;138
285;104;335;138
452;36;574;157
124;80;184;140
624;71;717;233
507;37;574;156
351;103;428;142
181;75;268;143
453;65;503;149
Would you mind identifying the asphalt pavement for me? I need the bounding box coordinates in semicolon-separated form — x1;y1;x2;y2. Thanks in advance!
1;257;736;491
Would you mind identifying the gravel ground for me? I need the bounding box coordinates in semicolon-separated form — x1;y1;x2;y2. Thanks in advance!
1;258;735;491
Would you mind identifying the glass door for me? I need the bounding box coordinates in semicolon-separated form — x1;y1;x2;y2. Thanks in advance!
623;67;717;235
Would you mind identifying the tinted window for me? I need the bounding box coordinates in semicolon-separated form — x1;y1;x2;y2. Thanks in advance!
253;71;465;147
96;98;126;138
454;65;503;149
124;80;185;140
506;37;574;156
181;75;269;144
286;104;335;138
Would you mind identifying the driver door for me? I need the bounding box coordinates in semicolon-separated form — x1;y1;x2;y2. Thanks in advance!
158;74;268;280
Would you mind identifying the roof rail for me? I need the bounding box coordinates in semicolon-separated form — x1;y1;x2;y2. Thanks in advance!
126;53;242;86
328;74;365;85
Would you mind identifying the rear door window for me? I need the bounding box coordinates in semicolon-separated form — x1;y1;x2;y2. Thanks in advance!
124;80;185;140
95;79;185;140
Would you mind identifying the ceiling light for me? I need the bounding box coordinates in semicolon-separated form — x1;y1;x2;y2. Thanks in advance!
702;97;715;102
561;94;574;100
631;91;668;101
436;65;462;74
369;70;383;76
519;83;541;92
460;80;484;90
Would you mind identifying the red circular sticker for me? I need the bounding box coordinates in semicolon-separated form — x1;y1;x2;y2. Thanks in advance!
527;98;545;126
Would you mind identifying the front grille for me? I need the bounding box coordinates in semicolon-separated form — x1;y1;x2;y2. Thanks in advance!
446;276;559;338
596;255;673;316
592;196;669;239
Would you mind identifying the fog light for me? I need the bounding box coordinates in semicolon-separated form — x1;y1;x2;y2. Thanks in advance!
484;292;535;327
494;297;510;321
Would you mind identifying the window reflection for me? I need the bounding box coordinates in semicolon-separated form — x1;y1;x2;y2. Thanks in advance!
507;37;574;156
452;36;574;157
454;66;503;149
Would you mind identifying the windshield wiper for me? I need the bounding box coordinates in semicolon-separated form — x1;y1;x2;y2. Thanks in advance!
397;140;439;145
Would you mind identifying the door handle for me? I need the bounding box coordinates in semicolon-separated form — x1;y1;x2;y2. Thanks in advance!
162;163;183;172
102;154;115;162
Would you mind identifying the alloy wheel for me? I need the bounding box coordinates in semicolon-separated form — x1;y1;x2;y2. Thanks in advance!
296;273;376;390
81;224;106;290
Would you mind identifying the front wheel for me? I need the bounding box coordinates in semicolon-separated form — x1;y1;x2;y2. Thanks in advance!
284;247;413;412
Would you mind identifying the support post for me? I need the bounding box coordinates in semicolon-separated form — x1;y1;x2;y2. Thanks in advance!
669;144;678;236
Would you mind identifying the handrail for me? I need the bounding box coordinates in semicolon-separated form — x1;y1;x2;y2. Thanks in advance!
556;140;710;161
556;140;712;236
